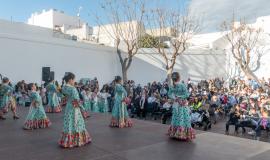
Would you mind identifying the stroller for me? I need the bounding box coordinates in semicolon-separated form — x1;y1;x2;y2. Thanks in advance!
191;109;212;131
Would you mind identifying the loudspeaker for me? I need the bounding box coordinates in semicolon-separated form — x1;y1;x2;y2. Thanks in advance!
50;71;55;81
42;67;50;82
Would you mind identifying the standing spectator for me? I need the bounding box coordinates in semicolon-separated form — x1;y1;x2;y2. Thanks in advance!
187;78;193;92
160;85;168;97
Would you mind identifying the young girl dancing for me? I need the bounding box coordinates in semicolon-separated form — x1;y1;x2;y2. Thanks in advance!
110;76;132;128
0;77;19;120
23;83;51;130
59;72;91;148
46;79;62;113
167;72;195;141
80;87;91;118
90;88;99;113
98;88;111;113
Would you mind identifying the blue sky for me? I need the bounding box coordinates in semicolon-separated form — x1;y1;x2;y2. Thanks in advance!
0;0;190;26
190;0;270;32
2;0;267;32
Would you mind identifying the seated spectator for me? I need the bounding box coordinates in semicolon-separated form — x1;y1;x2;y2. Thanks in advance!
225;104;241;135
255;108;270;140
236;107;260;134
191;97;202;111
147;93;159;115
161;98;172;124
210;94;221;123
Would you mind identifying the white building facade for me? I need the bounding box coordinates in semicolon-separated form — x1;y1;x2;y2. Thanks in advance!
92;21;145;49
27;9;92;41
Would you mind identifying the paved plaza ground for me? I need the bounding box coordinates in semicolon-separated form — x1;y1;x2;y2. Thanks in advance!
148;116;270;143
1;106;270;160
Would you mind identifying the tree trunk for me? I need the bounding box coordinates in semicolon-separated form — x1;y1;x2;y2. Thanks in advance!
116;47;133;83
167;67;173;85
116;48;128;83
122;66;128;83
241;66;263;87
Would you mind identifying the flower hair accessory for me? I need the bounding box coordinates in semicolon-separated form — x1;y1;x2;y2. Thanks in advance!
123;97;131;105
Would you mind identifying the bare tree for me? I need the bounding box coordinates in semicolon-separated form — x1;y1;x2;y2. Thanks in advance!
94;0;145;82
221;16;265;84
146;8;200;82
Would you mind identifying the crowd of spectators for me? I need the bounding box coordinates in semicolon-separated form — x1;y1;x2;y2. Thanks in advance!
118;77;270;140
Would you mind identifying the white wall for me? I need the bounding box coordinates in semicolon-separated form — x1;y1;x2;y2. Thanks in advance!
0;20;119;85
130;49;227;84
226;46;270;79
255;51;270;78
27;10;54;29
0;36;120;85
0;19;230;86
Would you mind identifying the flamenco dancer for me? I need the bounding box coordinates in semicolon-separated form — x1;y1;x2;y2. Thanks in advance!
90;87;99;113
45;79;62;113
59;72;91;148
0;77;19;120
80;87;91;118
23;83;51;130
167;72;195;141
110;76;132;128
98;88;111;113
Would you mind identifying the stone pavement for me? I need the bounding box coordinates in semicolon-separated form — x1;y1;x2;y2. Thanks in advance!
0;106;270;160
